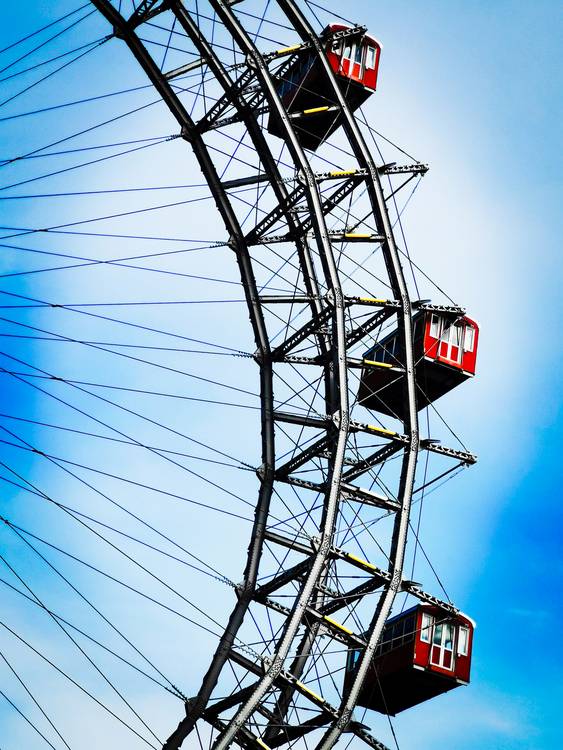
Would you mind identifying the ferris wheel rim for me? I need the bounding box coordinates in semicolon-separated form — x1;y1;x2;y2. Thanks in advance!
82;2;422;749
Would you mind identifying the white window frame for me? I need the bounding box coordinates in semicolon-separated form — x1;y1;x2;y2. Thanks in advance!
420;612;433;643
458;626;469;656
430;622;455;669
366;46;376;69
354;42;363;65
439;321;463;364
464;325;475;353
430;313;441;338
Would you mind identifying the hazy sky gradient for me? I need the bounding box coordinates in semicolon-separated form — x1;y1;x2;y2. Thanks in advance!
0;2;561;749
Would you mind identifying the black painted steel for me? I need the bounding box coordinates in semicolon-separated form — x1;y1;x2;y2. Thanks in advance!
85;2;475;749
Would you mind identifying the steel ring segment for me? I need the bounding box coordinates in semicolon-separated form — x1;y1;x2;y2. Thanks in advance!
89;1;420;749
92;0;352;746
204;3;352;750
88;0;279;744
161;1;334;742
275;3;420;750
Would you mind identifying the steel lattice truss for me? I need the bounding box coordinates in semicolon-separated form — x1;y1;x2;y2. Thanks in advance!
68;2;479;749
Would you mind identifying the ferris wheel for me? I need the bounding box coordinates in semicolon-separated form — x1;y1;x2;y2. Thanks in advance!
0;2;479;750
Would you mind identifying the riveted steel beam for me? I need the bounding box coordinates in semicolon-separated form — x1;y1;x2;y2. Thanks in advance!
275;4;421;750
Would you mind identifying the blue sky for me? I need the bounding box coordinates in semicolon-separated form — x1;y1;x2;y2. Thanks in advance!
358;2;563;747
361;2;563;747
0;1;561;749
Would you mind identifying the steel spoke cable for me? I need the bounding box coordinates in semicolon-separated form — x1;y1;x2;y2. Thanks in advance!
0;95;166;169
1;505;230;644
0;133;173;163
356;106;418;163
0;190;235;238
0;3;90;57
0;128;177;190
0;432;288;538
301;2;353;26
0;254;261;301
0;621;160;749
0;575;184;700
0;237;224;264
360;113;422;299
0;246;288;295
0;551;163;746
0;365;313;418
0;316;259;402
0;34;112;111
406;518;451;602
0;649;72;750
0;7;96;78
0;688;60;750
0;24;101;85
407;409;431;591
0;82;155;122
0;431;255;525
0;472;237;588
1;519;227;642
0;507;269;668
0;362;258;495
0;458;239;606
0;368;260;413
146;14;288;48
0;180;232;198
1;225;222;241
0;375;257;504
0;410;254;469
0;333;251;358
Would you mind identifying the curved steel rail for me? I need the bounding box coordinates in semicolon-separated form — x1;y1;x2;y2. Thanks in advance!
88;3;470;750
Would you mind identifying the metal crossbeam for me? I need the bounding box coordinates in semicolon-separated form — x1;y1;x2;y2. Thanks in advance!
267;714;332;748
402;582;459;615
271;306;332;360
128;0;170;28
254;559;312;599
340;482;399;511
414;301;466;316
379;162;429;176
245;184;307;242
422;440;477;465
319;577;386;617
342;443;403;482
197;67;256;131
275;434;333;478
346;307;398;348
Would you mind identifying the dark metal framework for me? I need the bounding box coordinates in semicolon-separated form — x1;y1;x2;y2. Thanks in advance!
87;2;477;749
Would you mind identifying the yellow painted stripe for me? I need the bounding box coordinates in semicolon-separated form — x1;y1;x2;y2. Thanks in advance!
329;169;357;177
256;739;271;750
344;232;371;238
359;297;387;304
276;44;301;55
303;105;330;115
363;359;393;368
367;424;397;436
324;616;353;635
346;552;376;571
296;680;324;703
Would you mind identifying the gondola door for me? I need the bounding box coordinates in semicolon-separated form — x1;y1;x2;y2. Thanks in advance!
430;622;455;670
437;320;462;365
350;41;364;83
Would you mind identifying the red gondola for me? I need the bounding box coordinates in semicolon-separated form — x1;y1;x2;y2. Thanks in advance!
358;310;479;418
344;604;475;715
268;24;382;150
